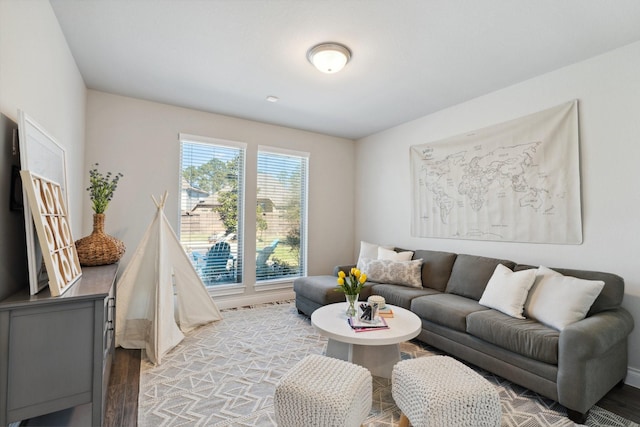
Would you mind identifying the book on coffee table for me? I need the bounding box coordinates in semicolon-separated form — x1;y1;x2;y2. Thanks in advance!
348;316;389;332
378;307;394;318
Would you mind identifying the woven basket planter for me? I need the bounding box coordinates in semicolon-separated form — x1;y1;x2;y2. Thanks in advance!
75;213;125;266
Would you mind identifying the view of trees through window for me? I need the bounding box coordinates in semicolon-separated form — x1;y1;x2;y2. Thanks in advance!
180;139;244;286
180;137;307;286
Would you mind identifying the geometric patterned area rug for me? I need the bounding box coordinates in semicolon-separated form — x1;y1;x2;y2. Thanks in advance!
138;301;637;427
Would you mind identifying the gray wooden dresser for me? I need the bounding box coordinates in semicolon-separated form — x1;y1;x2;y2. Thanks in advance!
0;264;117;427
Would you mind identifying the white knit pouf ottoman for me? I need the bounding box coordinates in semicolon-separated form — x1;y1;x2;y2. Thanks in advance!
392;356;501;427
274;354;372;427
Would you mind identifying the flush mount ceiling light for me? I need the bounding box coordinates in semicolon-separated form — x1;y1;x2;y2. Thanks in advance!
307;42;351;74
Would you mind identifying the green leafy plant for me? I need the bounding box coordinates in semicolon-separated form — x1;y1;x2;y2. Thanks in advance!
86;163;123;214
212;156;240;234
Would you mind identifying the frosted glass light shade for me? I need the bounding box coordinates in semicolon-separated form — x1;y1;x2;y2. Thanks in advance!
307;43;351;74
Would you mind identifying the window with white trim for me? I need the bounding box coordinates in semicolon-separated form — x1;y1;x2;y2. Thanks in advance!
179;134;245;286
256;147;308;282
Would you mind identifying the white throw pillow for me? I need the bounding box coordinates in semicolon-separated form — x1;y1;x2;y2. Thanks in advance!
356;241;393;270
359;258;423;288
378;247;414;261
524;266;605;331
478;264;536;319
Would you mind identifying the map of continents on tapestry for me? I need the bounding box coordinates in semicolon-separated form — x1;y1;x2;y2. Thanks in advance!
410;100;582;244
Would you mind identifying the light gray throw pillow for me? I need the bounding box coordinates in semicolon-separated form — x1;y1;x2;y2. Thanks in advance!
359;257;423;288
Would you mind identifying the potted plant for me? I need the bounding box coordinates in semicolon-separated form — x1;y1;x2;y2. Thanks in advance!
75;164;126;266
336;268;367;316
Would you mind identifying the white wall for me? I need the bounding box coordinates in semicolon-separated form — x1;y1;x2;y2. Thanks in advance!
0;0;86;232
85;90;355;293
356;41;640;386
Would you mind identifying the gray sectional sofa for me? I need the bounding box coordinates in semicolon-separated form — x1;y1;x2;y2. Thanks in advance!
293;248;635;423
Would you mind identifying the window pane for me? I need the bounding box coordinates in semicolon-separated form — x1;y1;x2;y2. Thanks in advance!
256;149;307;281
180;138;244;286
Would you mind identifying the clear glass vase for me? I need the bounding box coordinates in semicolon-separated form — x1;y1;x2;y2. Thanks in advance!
345;293;359;317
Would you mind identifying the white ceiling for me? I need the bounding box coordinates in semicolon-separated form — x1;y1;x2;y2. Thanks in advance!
49;0;640;140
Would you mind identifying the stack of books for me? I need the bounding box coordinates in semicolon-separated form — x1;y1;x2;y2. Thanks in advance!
378;306;394;318
348;316;389;332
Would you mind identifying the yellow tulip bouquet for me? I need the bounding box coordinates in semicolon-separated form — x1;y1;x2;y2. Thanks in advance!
336;268;367;296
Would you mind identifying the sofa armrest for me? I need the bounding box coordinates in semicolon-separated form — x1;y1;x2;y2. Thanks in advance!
333;264;356;276
557;307;634;413
559;308;634;361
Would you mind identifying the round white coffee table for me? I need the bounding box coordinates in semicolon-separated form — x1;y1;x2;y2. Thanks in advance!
311;302;422;378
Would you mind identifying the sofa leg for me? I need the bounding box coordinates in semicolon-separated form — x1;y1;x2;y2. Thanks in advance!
567;408;589;424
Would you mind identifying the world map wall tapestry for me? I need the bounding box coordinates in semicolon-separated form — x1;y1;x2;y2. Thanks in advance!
410;100;582;244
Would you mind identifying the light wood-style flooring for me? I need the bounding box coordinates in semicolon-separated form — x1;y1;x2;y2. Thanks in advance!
104;349;141;427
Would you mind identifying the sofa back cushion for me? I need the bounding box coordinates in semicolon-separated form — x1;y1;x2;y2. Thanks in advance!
445;254;516;300
514;264;624;315
403;249;457;292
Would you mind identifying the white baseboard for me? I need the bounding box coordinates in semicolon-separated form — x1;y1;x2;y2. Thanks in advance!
625;366;640;389
214;289;296;310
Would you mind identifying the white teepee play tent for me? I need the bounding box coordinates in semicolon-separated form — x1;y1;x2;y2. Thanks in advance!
115;192;222;364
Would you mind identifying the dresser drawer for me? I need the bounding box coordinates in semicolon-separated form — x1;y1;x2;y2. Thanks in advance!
103;284;115;360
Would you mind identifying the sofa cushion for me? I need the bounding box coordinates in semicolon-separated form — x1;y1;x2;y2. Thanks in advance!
293;275;372;305
478;264;536;319
398;249;457;292
515;264;624;315
466;309;560;365
371;284;441;310
523;266;604;331
359;258;423;288
411;293;489;332
445;254;516;301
